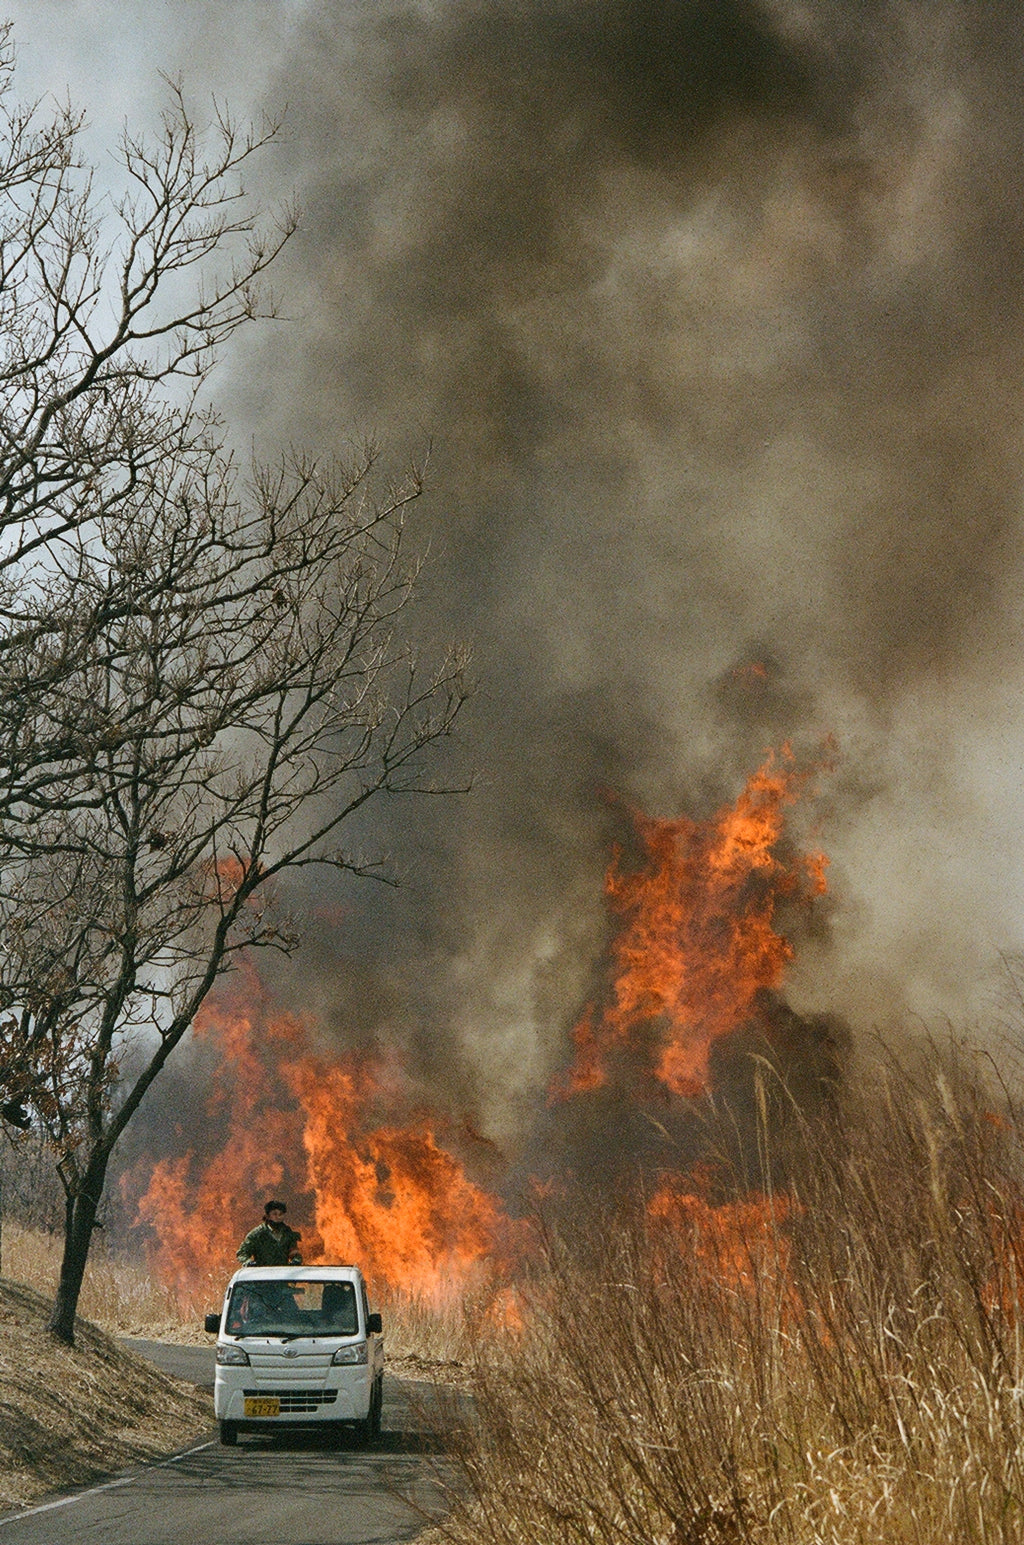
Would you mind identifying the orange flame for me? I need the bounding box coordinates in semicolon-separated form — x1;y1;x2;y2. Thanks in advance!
132;1001;309;1299
131;749;834;1307
282;1055;504;1297
649;1180;799;1310
980;1194;1024;1326
129;975;506;1302
560;748;829;1099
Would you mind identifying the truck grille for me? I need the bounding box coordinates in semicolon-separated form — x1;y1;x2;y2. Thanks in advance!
243;1388;339;1413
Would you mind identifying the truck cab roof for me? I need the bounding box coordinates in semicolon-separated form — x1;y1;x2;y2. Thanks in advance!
229;1264;361;1282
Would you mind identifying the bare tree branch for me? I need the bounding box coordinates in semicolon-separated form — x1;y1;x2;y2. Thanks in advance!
0;43;468;1342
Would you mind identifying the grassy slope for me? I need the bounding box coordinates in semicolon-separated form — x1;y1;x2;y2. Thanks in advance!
0;1235;469;1514
0;1278;212;1511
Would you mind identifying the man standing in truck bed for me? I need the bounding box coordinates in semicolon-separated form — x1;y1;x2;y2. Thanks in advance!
236;1200;303;1266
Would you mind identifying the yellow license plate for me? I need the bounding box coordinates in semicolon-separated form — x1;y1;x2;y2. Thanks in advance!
244;1397;281;1418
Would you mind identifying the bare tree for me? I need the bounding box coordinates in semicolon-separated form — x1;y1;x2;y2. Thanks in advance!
0;39;468;1340
0;445;466;1342
0;26;295;816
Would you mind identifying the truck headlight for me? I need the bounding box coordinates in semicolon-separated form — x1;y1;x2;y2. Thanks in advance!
331;1342;368;1365
216;1344;251;1365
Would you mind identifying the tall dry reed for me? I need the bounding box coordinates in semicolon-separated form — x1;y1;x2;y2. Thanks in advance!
434;1037;1024;1544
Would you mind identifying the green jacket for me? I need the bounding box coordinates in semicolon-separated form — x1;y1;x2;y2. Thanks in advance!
236;1220;302;1266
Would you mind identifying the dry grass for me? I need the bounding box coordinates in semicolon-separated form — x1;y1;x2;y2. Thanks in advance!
431;1039;1024;1544
0;1222;214;1340
17;1035;1024;1538
0;1277;211;1509
376;1280;479;1387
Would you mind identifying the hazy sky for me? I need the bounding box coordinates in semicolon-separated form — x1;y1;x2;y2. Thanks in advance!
8;1;1024;1139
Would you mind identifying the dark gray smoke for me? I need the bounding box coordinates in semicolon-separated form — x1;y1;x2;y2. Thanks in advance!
213;0;1024;1142
16;1;1024;1148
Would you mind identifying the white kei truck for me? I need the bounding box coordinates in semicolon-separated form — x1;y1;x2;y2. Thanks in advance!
204;1264;385;1446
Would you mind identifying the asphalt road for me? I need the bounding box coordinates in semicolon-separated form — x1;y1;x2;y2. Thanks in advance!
0;1342;459;1545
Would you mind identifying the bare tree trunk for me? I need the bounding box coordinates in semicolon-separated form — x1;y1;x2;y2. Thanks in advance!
48;1156;107;1344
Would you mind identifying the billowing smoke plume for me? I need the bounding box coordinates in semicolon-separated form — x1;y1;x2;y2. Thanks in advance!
203;0;1024;1142
13;1;1024;1153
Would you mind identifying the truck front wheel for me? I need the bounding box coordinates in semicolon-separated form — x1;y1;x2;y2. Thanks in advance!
355;1380;382;1446
220;1421;238;1446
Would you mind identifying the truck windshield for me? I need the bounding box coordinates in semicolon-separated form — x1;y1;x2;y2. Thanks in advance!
225;1279;358;1338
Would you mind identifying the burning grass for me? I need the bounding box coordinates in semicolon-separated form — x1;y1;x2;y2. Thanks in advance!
62;746;1024;1534
559;747;830;1101
431;1038;1024;1545
124;981;510;1317
2;1220;485;1373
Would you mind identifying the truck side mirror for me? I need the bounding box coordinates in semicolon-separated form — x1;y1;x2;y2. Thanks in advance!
204;1312;221;1334
366;1311;382;1335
